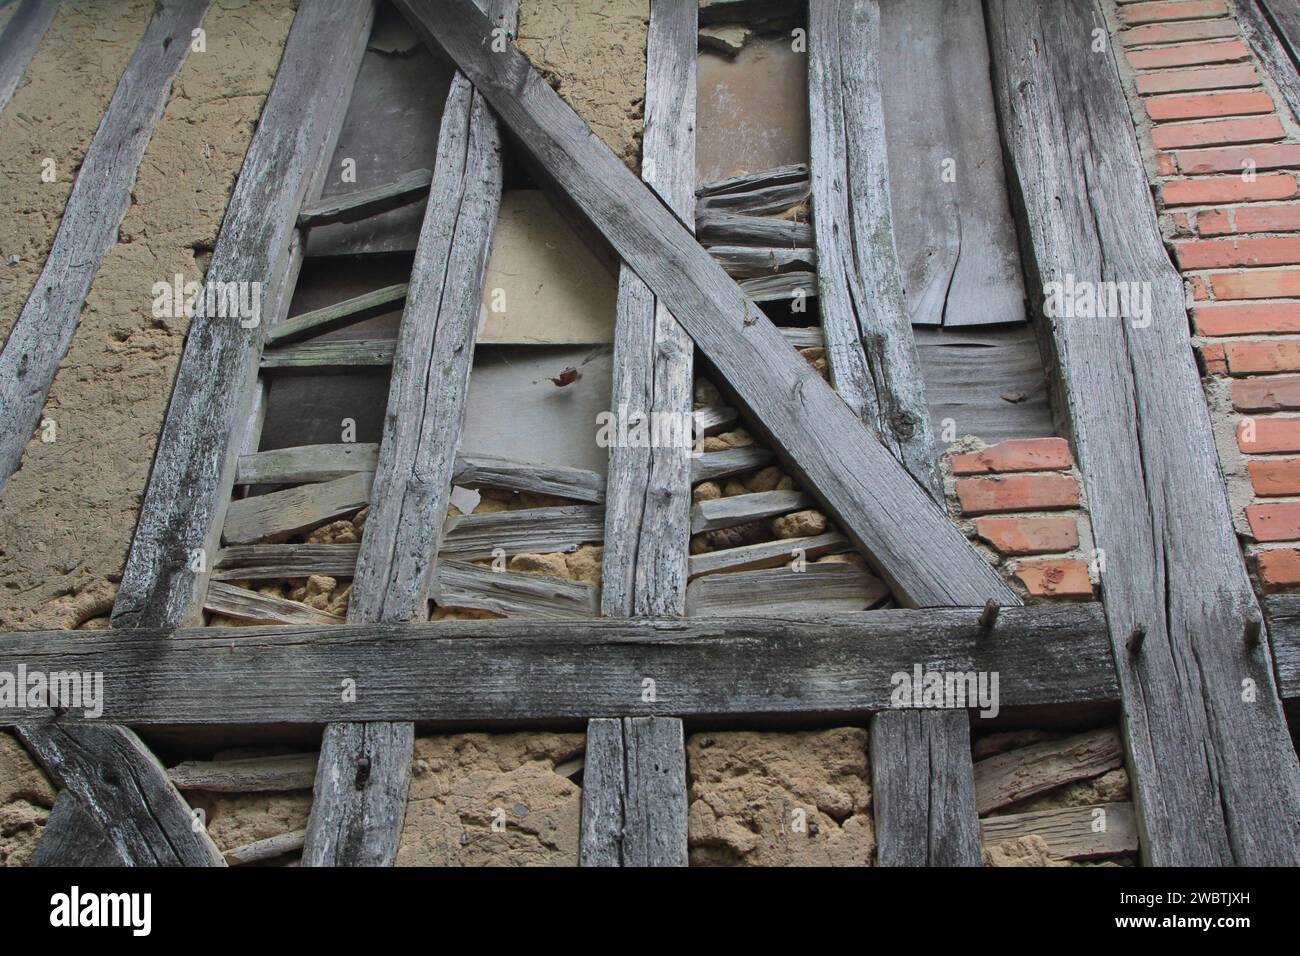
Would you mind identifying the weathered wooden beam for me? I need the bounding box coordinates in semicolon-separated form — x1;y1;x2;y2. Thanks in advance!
17;725;224;866
710;245;816;279
989;0;1300;865
30;790;126;867
697;163;807;197
0;0;212;491
601;0;697;619
697;210;813;247
433;559;598;619
203;581;345;626
224;829;307;866
579;717;688;867
690;447;773;483
686;562;890;616
1237;0;1300;125
878;0;1026;327
222;472;372;545
0;0;58;114
0;605;1117;726
1262;594;1300;698
113;0;377;628
981;803;1139;862
687;532;850;579
441;505;604;560
168;753;319;793
692;405;738;437
690;489;813;534
235;443;379;485
214;543;361;580
696;179;810;216
296;167;432;228
259;338;396;370
739;272;817;304
451;454;606;503
973;728;1124;815
266;283;408;345
304;0;519;869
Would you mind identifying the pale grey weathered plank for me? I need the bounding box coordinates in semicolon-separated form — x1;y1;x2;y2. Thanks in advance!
222;471;372;545
973;728;1124;815
0;0;58;115
1237;0;1300;125
690;489;812;533
0;605;1118;725
266;283;408;345
204;580;344;626
601;0;697;619
30;790;125;867
296;167;432;228
686;562;890;616
981;803;1139;861
989;0;1300;865
579;718;625;867
236;443;379;485
169;753;319;793
433;559;598;619
441;504;603;560
0;0;212;491
687;532;850;579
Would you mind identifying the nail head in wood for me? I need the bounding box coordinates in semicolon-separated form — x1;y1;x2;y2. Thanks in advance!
978;599;1000;636
1126;624;1146;656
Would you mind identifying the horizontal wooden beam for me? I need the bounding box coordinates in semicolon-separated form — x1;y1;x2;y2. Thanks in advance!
0;605;1116;726
1263;594;1300;699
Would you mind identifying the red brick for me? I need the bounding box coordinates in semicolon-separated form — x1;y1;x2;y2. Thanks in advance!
1162;173;1297;206
1248;459;1300;496
1194;204;1300;235
1137;64;1257;94
1123;18;1240;46
1246;502;1300;542
1236;416;1300;453
950;438;1072;475
1171;211;1195;235
1200;342;1228;374
1151;115;1283;150
1194;302;1300;335
1257;548;1300;590
1128;38;1249;70
1157;152;1179;176
1225;341;1300;374
955;474;1080;515
1176;236;1300;269
1170;143;1300;174
1119;0;1227;25
975;516;1079;555
1208;269;1300;299
1013;560;1094;599
1189;275;1211;299
1233;375;1300;411
1146;90;1274;121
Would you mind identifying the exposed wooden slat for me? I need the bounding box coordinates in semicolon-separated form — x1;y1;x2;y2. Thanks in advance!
989;0;1300;865
973;728;1124;815
260;338;396;369
579;718;625;867
808;0;940;495
214;543;361;580
0;0;58;114
302;721;413;867
442;505;603;560
296;167;432;228
1238;0;1300;124
433;558;598;619
224;829;307;866
697;210;813;247
878;0;1027;327
305;0;519;869
452;453;606;503
0;0;212;491
981;803;1139;861
204;581;345;626
779;327;824;348
687;532;850;578
696;162;807;197
113;0;377;628
0;605;1118;725
740;271;817;303
690;489;812;533
686;562;890;616
690;447;774;483
601;0;697;619
1265;594;1300;698
267;283;408;345
397;0;1018;609
16;725;224;866
222;472;372;545
30;791;125;867
696;179;810;216
236;443;380;485
709;245;816;279
168;753;319;793
692;405;738;437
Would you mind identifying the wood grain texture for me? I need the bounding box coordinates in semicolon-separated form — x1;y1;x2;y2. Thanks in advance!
204;581;344;626
168;753;318;793
602;0;697;618
697;163;807;197
1237;0;1300;125
452;454;605;503
30;791;126;867
981;802;1138;861
973;728;1124;815
579;718;625;866
807;0;943;499
1266;594;1300;698
296;167;431;227
214;543;361;580
690;447;774;482
690;489;812;533
222;471;371;545
0;0;58;114
686;562;890;616
224;828;306;865
394;0;1016;608
433;558;598;619
113;0;377;629
878;0;1027;327
0;0;212;491
0;605;1118;725
260;338;396;369
267;283;408;345
687;532;850;578
306;0;518;869
989;0;1300;865
235;443;379;485
697;210;813;247
17;724;224;866
441;504;604;560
